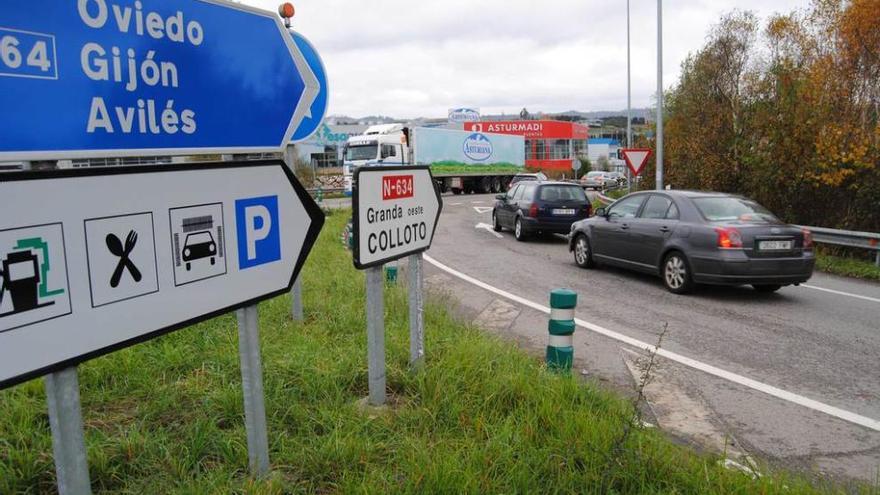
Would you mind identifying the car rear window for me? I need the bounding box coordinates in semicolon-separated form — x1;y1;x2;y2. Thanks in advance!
692;197;780;223
539;185;586;201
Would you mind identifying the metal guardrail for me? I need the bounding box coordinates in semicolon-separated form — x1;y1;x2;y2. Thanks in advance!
596;192;615;205
799;225;880;266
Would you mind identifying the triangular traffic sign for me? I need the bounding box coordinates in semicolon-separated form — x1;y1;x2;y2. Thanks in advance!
622;148;652;177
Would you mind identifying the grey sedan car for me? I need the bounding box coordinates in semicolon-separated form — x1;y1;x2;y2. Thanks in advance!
568;191;815;294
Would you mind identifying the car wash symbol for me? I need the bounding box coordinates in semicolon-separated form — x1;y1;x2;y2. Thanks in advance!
0;237;65;317
180;216;217;271
106;230;142;287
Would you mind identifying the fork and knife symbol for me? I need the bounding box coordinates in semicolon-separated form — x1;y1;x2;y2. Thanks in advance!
106;230;142;288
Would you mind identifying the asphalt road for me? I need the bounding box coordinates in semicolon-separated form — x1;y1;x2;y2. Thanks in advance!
425;192;880;483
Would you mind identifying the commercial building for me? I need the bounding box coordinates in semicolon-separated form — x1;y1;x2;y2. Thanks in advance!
586;138;620;163
463;120;589;172
293;122;368;168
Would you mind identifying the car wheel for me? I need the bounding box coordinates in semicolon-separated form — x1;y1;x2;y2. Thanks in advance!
752;284;782;293
210;257;216;265
492;210;503;232
662;251;693;294
514;217;527;242
573;235;595;269
186;262;191;271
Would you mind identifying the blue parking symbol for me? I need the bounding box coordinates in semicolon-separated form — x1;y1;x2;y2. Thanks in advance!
235;196;281;270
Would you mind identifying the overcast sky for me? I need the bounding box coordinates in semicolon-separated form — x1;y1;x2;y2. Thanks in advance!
243;0;809;119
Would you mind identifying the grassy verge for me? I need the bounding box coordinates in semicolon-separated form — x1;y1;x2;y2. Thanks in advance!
606;188;628;200
0;210;859;493
815;250;880;281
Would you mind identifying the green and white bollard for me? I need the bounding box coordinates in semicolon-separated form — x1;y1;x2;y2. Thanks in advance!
547;289;577;372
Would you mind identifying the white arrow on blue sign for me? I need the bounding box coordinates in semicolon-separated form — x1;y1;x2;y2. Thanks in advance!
0;0;321;160
289;30;328;143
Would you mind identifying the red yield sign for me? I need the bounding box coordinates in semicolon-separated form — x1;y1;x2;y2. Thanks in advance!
622;148;652;177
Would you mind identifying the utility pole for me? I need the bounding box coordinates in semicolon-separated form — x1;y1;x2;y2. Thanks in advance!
656;0;664;190
626;0;633;192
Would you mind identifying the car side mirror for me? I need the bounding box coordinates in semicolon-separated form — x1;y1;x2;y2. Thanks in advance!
495;194;506;200
595;207;606;217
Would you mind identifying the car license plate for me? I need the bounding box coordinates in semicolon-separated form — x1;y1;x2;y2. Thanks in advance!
758;240;792;250
552;208;575;215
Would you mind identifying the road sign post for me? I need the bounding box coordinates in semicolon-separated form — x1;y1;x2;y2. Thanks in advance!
290;277;304;322
408;254;425;368
352;166;442;400
45;367;92;495
236;305;270;477
365;266;386;405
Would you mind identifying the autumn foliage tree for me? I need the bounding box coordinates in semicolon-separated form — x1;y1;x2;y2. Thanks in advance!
660;0;879;231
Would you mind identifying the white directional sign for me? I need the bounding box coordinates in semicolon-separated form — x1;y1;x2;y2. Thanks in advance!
0;161;323;388
353;166;442;269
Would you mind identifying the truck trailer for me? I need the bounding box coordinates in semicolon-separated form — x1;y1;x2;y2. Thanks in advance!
342;124;525;195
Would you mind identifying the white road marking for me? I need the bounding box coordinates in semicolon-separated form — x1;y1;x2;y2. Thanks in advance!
471;200;485;204
473;206;493;214
449;202;462;206
475;223;503;239
801;284;880;304
423;254;880;432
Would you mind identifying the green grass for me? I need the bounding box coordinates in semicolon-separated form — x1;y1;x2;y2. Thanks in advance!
815;250;880;281
606;188;628;200
429;161;523;175
0;210;865;493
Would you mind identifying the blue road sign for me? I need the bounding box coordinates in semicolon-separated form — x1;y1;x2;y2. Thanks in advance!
0;0;322;160
289;30;328;143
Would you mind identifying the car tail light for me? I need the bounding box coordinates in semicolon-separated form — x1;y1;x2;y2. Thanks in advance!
715;227;743;249
802;228;813;250
529;203;538;218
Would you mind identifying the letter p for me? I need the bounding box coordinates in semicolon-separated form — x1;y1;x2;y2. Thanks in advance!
245;205;271;260
235;196;281;269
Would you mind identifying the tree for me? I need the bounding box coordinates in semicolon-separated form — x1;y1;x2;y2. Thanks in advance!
661;1;880;231
576;157;592;178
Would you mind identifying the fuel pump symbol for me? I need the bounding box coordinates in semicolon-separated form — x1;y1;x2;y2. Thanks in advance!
0;237;64;317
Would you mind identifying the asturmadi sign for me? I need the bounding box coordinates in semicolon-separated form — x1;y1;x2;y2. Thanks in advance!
0;0;320;160
0;161;323;389
353;166;442;269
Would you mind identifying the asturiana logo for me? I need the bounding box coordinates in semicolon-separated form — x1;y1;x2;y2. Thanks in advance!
463;132;493;161
449;108;480;123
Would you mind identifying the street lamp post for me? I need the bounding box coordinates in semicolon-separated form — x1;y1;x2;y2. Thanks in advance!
656;0;664;190
626;0;632;192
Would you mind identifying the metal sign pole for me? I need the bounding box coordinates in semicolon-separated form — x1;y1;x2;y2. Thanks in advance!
656;0;665;190
224;152;270;478
45;367;92;495
626;0;633;194
366;265;386;405
282;144;306;323
408;254;425;368
236;306;270;477
290;277;303;322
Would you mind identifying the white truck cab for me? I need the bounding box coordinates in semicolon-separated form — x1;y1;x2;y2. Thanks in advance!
343;124;411;195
